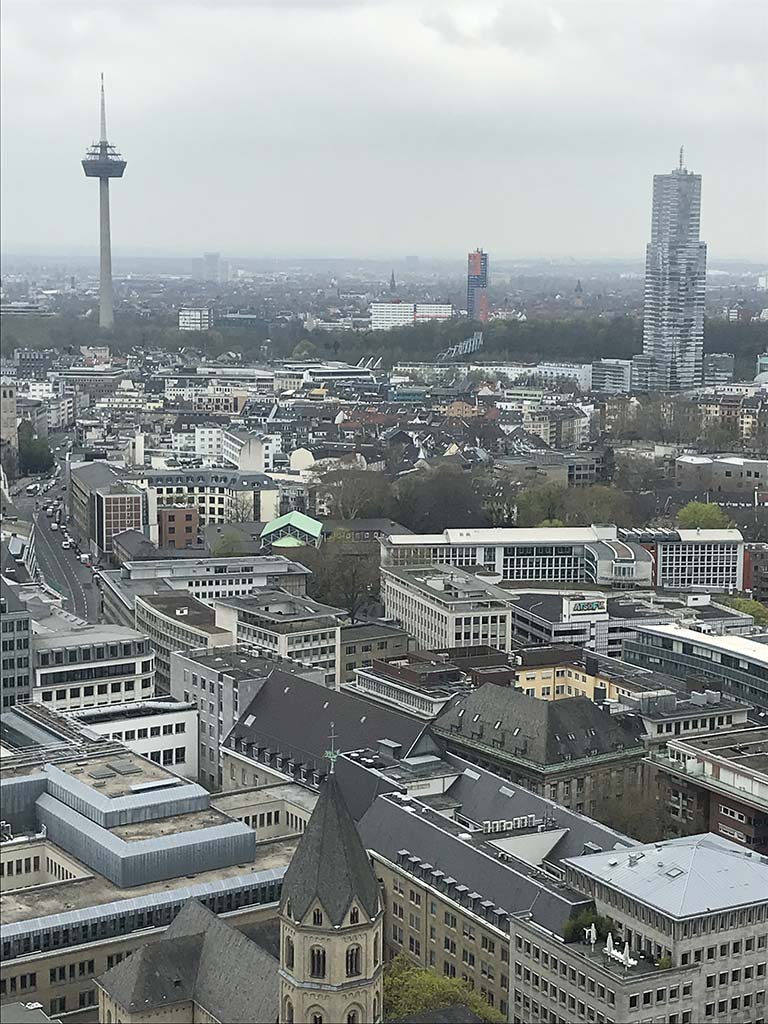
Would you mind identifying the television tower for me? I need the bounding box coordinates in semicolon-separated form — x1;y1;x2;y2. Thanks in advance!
81;75;126;330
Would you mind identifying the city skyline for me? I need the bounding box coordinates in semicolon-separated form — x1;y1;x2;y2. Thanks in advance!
1;0;766;260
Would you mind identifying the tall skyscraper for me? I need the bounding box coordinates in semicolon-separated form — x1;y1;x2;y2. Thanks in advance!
641;150;706;390
81;75;126;331
467;248;489;322
203;251;221;282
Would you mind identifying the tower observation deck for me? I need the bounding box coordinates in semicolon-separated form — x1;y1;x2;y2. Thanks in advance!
82;75;126;330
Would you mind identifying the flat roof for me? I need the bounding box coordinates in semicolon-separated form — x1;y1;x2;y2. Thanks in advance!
636;624;768;664
566;834;768;917
57;751;177;798
31;623;146;649
672;725;768;774
136;592;230;634
174;645;293;683
0;836;298;925
385;526;618;546
341;622;409;640
109;807;233;841
212;783;318;816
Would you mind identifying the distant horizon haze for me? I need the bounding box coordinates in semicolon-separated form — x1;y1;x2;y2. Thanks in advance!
1;1;766;260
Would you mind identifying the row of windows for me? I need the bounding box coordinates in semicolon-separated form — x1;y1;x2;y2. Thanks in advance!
0;972;37;996
111;722;186;740
49;959;95;985
40;678;151;702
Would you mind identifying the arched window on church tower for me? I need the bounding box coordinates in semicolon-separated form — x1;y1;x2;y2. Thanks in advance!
310;946;326;978
350;906;359;924
345;944;362;977
312;908;323;926
284;935;294;969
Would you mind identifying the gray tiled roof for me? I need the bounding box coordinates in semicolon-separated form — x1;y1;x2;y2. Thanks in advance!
358;792;591;936
228;668;434;767
434;685;645;765
96;899;278;1023
281;772;380;927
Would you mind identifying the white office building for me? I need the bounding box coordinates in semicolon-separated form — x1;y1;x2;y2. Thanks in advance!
591;358;633;394
381;565;514;652
31;624;155;711
178;307;213;331
68;699;199;779
214;592;345;688
381;525;654;587
370;302;453;331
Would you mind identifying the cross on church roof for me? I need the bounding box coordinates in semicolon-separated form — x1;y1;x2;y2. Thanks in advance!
324;721;339;773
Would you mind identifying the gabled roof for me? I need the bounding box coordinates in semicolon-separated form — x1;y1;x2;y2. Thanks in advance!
281;772;380;926
434;685;645;766
261;510;323;539
227;668;434;771
96;900;278;1023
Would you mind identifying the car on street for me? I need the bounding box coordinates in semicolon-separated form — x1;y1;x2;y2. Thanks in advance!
50;522;59;531
61;540;72;550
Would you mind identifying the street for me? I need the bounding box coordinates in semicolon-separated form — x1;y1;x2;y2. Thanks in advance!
32;509;101;621
9;435;102;623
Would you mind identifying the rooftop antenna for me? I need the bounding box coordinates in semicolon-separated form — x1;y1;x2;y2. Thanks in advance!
678;145;684;171
100;72;107;143
324;721;339;774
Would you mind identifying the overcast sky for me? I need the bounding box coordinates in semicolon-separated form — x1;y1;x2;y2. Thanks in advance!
1;0;766;260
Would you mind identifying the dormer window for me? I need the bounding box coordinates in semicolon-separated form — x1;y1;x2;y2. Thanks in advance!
312;908;323;926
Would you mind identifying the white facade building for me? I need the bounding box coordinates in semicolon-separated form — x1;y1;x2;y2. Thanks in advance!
68;699;199;779
214;593;345;688
370;303;453;331
381;525;654;587
31;624;155;711
178;307;213;331
591;358;633;394
381;566;514;652
619;527;746;592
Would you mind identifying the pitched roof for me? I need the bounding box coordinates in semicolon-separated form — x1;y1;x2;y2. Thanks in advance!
433;685;645;765
261;510;323;539
227;668;433;771
281;772;380;926
96;900;278;1023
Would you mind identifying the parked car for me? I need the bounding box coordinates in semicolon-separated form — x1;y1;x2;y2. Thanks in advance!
61;540;71;550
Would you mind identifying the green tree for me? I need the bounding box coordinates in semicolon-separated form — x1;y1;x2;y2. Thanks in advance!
564;485;635;528
383;955;504;1024
718;597;768;626
293;537;379;621
677;501;732;530
316;469;394;521
514;483;569;528
394;466;488;533
291;338;318;360
17;421;54;476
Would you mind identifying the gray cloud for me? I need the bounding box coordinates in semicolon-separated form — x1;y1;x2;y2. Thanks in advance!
1;0;765;258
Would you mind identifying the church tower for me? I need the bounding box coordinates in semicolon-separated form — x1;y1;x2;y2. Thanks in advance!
279;759;383;1024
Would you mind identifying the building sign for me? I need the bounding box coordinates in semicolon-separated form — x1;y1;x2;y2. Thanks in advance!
571;599;606;613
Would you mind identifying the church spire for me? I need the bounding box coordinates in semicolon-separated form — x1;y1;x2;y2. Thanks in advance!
280;771;379;926
389;269;396;293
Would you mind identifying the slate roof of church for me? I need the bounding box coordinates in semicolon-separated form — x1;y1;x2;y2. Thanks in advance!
280;771;380;927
